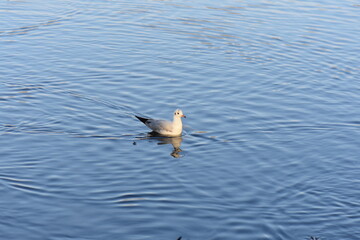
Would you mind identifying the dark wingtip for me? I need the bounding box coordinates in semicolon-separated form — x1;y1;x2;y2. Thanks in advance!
135;115;149;124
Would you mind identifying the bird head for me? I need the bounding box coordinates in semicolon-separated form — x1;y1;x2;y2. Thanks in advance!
174;109;186;118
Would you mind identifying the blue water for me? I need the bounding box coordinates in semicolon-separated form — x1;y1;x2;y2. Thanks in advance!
1;0;360;239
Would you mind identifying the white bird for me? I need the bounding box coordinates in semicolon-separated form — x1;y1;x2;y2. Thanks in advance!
135;109;186;137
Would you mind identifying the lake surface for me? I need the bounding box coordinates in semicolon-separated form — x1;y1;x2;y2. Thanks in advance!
1;0;360;239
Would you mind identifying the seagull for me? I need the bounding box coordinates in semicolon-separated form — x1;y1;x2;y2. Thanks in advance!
135;109;186;137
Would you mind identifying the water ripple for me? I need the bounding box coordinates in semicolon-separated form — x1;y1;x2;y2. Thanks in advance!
1;0;359;239
0;1;81;37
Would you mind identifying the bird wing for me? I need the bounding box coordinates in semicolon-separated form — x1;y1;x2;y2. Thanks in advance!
145;119;173;132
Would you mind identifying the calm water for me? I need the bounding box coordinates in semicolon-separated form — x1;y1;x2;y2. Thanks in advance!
1;0;360;239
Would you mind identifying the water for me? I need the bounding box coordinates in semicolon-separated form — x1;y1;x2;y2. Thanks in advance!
1;0;360;239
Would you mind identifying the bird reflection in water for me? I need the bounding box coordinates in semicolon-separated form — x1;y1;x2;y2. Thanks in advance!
137;131;183;158
156;135;183;158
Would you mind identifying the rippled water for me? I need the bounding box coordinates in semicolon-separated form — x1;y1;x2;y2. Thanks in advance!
1;0;360;239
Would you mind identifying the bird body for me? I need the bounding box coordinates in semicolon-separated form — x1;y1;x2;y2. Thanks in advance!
135;109;186;137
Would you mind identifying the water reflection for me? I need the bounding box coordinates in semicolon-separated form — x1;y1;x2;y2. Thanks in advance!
138;132;183;158
156;136;183;158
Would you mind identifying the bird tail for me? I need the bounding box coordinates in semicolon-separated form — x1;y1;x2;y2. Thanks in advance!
135;115;149;124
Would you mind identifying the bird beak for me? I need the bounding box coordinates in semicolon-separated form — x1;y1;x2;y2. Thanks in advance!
182;115;186;118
